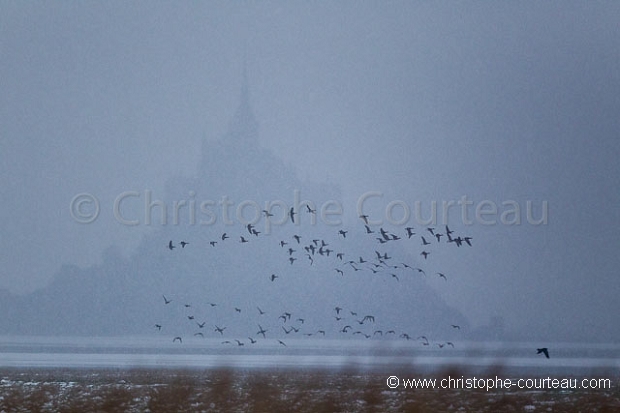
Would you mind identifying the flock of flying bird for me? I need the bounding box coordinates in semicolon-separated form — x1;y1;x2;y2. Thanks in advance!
154;205;477;351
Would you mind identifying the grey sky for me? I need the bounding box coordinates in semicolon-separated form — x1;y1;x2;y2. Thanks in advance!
2;2;619;341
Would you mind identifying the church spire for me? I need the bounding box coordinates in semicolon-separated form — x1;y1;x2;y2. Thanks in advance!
225;61;258;147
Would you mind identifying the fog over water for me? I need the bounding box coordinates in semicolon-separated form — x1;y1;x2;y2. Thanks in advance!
2;2;620;345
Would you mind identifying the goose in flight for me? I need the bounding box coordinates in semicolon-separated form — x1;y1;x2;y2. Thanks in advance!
270;273;278;282
173;336;182;343
359;214;369;224
180;241;189;248
405;227;415;238
289;207;296;223
537;348;550;358
257;324;267;338
168;241;175;250
214;325;226;335
306;205;316;214
162;295;172;305
154;324;162;331
278;339;287;347
221;233;229;241
421;251;430;259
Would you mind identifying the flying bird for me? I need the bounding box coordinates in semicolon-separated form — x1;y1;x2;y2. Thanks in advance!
289;207;296;223
537;348;550;358
168;241;175;250
180;241;189;248
173;337;182;343
162;295;172;305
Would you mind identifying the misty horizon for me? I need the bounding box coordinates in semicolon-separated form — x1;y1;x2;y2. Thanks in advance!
2;2;620;345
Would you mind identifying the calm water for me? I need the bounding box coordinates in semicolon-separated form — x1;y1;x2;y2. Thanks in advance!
0;336;618;375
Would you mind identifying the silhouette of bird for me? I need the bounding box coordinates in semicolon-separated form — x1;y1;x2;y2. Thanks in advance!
168;241;175;250
196;321;206;328
537;348;550;358
257;324;267;338
257;307;266;315
154;324;162;331
289;207;296;223
365;225;374;234
278;339;287;346
221;233;229;241
235;339;244;346
214;325;226;335
209;241;217;247
436;272;447;281
180;241;189;248
451;324;460;330
293;235;301;244
173;337;182;343
306;205;316;214
421;251;430;259
240;236;248;243
270;273;278;282
359;214;369;224
421;236;430;246
334;306;343;315
335;268;344;276
338;230;347;238
289;257;296;265
162;295;172;305
262;210;274;217
248;337;257;344
194;332;204;338
405;227;415;238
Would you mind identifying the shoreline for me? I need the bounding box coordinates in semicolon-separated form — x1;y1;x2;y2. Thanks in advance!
1;366;618;412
